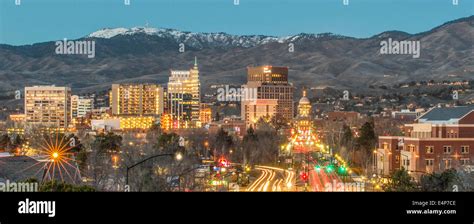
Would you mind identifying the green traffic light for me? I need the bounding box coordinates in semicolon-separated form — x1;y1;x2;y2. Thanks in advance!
338;166;346;174
325;164;334;173
315;165;321;172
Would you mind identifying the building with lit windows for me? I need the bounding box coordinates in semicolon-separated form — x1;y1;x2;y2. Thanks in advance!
377;105;474;178
199;103;212;126
294;88;312;131
290;89;318;154
242;66;294;127
167;57;201;128
24;86;71;128
160;114;173;131
110;84;164;116
91;116;156;131
243;99;278;127
118;116;156;130
71;95;94;118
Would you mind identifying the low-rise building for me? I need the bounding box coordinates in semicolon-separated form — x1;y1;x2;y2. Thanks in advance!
376;105;474;178
208;116;246;138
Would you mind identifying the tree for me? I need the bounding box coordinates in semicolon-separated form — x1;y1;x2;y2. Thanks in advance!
356;121;377;153
212;128;233;158
242;126;258;165
39;181;96;192
92;132;122;154
355;121;377;171
155;132;184;157
420;169;461;192
384;168;418;192
0;134;10;151
341;124;353;150
270;114;289;131
85;132;123;190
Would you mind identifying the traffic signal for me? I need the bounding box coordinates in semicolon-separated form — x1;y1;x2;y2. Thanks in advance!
325;164;334;173
338;166;347;174
315;165;321;173
301;172;308;181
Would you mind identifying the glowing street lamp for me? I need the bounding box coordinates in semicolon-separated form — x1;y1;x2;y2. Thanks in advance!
52;152;59;160
175;152;183;161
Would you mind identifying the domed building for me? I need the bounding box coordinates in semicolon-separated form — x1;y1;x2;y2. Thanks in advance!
295;88;312;131
290;88;318;154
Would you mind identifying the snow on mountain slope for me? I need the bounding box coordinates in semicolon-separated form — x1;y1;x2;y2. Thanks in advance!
87;27;344;48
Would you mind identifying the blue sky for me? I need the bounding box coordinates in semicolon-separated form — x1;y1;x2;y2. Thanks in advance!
0;0;472;45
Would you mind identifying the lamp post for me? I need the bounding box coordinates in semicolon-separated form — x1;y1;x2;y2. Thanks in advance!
125;152;183;186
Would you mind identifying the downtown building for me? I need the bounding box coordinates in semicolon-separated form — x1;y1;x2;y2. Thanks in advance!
110;83;164;116
376;105;474;178
71;95;94;118
165;58;201;128
24;85;72;129
241;66;294;127
108;83;164;131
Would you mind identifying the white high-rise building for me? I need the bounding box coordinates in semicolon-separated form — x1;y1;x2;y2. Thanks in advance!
167;57;201;128
24;86;71;128
71;95;94;118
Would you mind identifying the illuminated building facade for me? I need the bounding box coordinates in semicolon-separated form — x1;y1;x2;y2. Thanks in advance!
295;88;312;131
242;66;294;126
377;105;474;178
110;84;164;116
24;86;71;128
167;57;201;128
91;116;156;131
199;103;212;125
290;88;319;154
71;95;94;118
160;114;173;131
243;99;278;127
119;116;156;130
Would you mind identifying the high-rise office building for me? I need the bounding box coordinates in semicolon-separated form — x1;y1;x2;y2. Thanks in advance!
242;66;294;127
110;84;164;116
24;86;72;128
71;95;94;118
167;57;201;128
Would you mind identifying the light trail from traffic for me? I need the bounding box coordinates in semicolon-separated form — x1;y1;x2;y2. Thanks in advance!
247;166;294;192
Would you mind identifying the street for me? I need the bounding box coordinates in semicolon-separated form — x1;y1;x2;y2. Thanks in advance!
246;166;295;192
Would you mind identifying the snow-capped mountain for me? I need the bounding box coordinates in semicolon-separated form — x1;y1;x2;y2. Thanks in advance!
87;27;346;49
0;16;472;95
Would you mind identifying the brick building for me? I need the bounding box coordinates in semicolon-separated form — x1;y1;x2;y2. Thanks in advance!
376;105;474;178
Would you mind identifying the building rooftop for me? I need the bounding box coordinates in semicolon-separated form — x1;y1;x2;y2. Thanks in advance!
418;105;474;123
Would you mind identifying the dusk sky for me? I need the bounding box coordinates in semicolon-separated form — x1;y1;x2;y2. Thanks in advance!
0;0;472;45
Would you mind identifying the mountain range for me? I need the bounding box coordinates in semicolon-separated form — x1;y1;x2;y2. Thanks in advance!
0;16;473;97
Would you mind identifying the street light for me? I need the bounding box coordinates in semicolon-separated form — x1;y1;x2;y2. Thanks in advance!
176;152;183;161
52;152;59;160
126;152;183;186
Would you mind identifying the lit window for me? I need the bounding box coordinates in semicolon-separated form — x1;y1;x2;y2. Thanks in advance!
425;146;434;154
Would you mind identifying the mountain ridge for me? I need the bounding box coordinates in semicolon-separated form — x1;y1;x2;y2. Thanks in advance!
0;16;472;96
